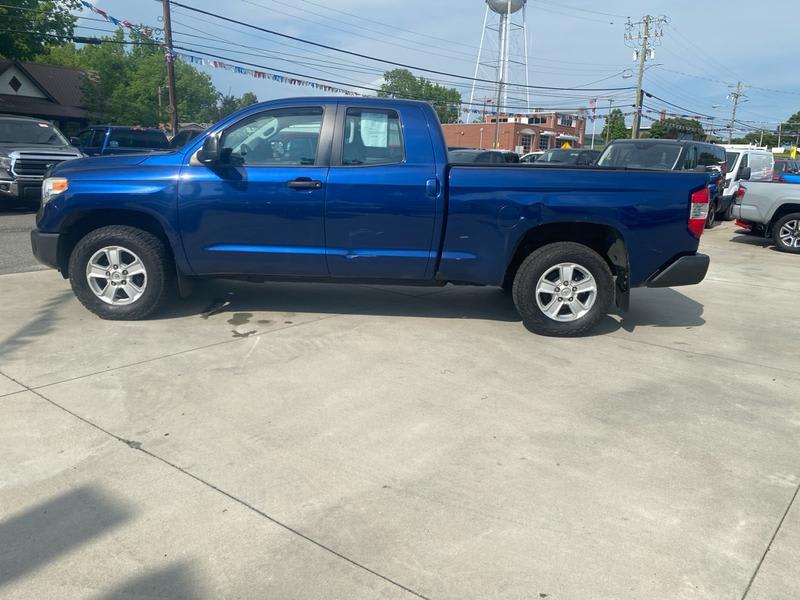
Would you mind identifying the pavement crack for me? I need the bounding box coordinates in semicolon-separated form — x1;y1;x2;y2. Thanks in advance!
740;478;800;599
1;370;431;600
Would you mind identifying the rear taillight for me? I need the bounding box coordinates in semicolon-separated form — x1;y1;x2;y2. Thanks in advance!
688;187;709;239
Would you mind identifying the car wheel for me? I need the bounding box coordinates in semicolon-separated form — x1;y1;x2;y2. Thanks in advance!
724;202;735;221
68;225;174;320
772;213;800;254
512;242;613;337
705;200;718;229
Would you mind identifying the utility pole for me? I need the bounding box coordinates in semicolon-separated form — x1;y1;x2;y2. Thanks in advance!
605;98;613;144
161;0;179;138
777;123;782;147
727;81;747;145
625;15;667;139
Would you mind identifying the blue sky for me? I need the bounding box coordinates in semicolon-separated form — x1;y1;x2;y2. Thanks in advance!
75;0;798;134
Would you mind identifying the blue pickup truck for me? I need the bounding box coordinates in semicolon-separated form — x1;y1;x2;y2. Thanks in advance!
31;98;711;336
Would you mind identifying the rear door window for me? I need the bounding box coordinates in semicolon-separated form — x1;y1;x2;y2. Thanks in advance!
698;145;725;170
341;108;404;166
682;146;698;170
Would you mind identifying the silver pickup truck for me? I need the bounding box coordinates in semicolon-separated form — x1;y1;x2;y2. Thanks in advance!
734;181;800;253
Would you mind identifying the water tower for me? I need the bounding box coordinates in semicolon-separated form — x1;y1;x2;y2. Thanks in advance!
468;0;530;124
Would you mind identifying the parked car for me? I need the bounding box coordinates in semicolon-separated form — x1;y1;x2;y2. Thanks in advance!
71;126;170;156
0;114;82;208
773;159;800;183
32;97;711;337
170;127;205;149
520;151;544;163
597;139;727;227
723;147;774;212
732;181;800;253
534;148;600;166
448;149;519;164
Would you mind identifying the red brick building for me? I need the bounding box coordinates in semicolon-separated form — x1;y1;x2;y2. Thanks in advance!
442;112;587;153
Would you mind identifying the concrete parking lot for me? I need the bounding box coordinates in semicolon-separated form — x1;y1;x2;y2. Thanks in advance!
1;217;798;599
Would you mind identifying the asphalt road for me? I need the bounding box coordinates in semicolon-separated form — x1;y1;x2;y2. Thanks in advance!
0;209;43;275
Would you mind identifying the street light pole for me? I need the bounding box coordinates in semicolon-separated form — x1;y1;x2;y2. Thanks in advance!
161;0;179;138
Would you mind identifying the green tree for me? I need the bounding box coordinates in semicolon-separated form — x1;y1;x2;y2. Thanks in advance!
378;68;461;124
216;91;259;120
0;0;80;60
601;109;629;141
39;31;219;126
648;117;706;140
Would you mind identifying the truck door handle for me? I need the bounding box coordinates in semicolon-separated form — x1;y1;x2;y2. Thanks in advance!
287;178;323;190
425;178;439;198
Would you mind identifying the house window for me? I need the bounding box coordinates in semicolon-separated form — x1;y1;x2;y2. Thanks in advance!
538;136;550;150
527;116;546;125
521;134;532;153
559;115;573;127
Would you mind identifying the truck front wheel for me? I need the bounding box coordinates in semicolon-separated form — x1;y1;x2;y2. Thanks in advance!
512;242;613;337
68;225;174;320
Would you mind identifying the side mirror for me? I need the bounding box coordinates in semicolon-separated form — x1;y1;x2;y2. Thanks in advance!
738;166;751;181
196;135;221;164
70;137;81;146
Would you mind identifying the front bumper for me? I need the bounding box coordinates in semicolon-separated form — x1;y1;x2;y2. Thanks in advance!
0;178;42;203
646;253;709;288
30;229;60;270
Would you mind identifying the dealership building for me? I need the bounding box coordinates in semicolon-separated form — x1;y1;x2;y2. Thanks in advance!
442;112;588;153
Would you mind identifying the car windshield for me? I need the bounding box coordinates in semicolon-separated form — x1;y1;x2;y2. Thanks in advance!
537;149;583;164
725;152;740;171
0;119;69;145
597;142;682;170
449;150;495;163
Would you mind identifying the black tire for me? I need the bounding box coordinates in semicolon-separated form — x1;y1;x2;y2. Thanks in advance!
68;225;175;320
705;199;718;229
724;201;735;222
512;242;613;337
772;213;800;254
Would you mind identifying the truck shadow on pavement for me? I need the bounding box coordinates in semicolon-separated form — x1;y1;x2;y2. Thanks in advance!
156;279;704;335
0;484;203;599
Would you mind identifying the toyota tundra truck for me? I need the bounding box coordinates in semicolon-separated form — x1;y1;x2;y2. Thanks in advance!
30;98;711;336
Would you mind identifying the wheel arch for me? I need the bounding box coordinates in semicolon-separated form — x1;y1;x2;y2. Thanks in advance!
768;203;800;231
505;221;629;308
58;209;177;278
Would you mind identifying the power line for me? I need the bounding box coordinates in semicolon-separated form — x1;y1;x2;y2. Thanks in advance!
168;1;636;93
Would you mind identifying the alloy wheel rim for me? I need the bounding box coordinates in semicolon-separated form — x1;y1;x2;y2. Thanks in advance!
779;220;800;249
535;262;597;322
86;246;147;305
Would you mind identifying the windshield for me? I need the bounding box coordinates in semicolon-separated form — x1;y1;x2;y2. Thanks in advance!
597;142;682;170
448;150;497;163
538;149;583;164
0;119;69;145
725;152;740;171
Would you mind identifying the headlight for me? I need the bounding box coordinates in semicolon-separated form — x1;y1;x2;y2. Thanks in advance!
0;156;10;176
42;177;69;205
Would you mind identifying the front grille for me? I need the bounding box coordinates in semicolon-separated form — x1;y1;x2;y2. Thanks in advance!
12;158;68;178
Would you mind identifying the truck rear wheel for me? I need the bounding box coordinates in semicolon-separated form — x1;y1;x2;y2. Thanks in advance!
512;242;613;337
68;225;174;320
773;213;800;254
